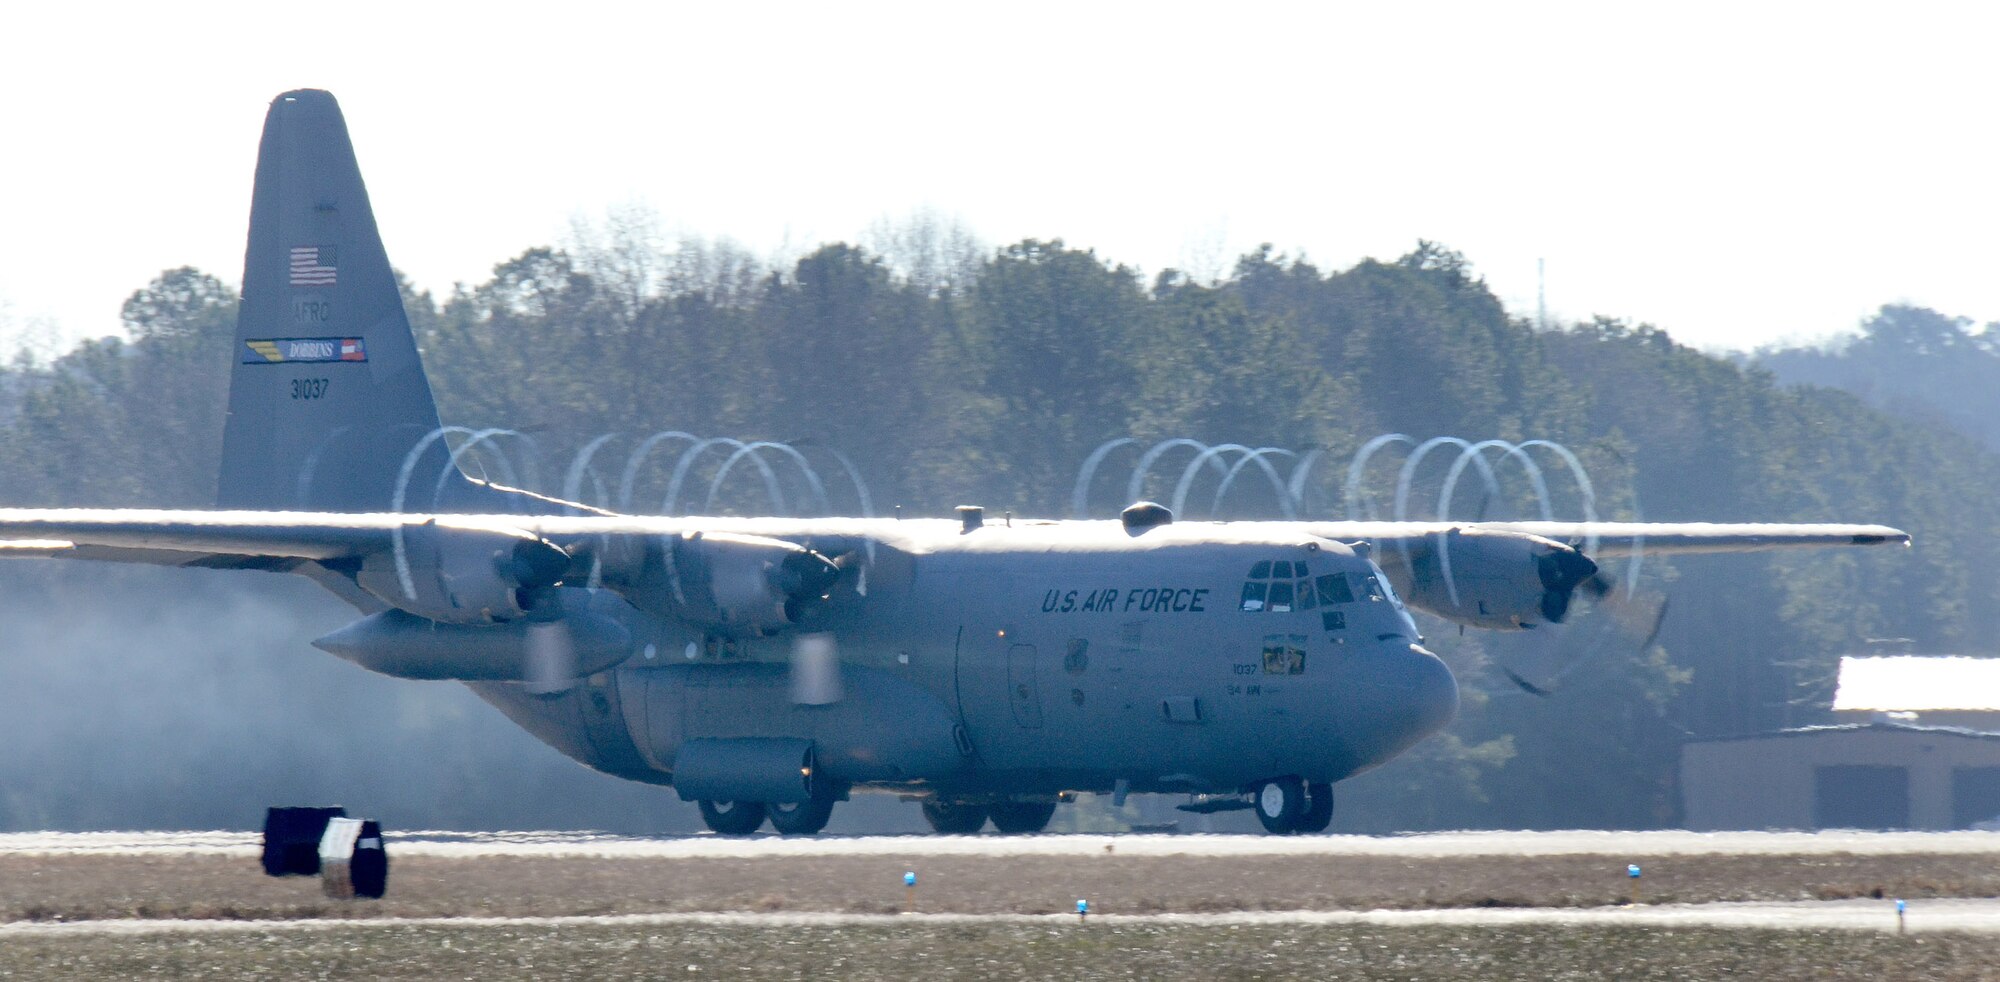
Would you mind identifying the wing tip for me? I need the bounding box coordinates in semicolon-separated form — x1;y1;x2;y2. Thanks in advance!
0;539;76;553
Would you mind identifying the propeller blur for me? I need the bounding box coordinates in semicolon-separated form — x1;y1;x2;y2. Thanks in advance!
0;90;1911;836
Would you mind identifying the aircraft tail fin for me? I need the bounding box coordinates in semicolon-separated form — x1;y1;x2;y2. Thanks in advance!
218;89;479;513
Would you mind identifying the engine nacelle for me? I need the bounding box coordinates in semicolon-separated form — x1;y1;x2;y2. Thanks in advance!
355;521;570;624
656;531;840;639
1386;527;1598;630
312;588;634;681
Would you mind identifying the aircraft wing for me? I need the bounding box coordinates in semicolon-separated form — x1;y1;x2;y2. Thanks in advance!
0;509;1912;634
0;511;1913;561
1301;519;1908;632
0;509;878;557
0;508;403;560
1305;521;1910;557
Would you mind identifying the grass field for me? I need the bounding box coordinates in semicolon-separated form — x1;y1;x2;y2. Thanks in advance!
3;851;1998;922
5;846;2000;978
5;921;1998;981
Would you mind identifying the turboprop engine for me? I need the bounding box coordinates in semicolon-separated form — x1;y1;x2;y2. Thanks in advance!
619;531;842;639
1383;527;1602;630
313;587;635;683
354;521;571;624
332;523;635;685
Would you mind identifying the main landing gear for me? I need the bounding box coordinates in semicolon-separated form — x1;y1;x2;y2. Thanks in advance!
920;799;988;834
1253;777;1333;835
767;789;838;836
988;800;1058;834
920;798;1060;834
698;786;841;836
698;799;767;835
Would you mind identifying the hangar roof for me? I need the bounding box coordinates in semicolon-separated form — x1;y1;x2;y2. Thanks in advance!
1684;720;2000;744
1832;656;2000;712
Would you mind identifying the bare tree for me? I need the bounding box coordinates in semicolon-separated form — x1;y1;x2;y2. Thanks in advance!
864;207;987;295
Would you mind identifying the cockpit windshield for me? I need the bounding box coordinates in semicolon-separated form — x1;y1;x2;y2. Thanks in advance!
1241;558;1332;613
1239;556;1411;636
1356;564;1408;610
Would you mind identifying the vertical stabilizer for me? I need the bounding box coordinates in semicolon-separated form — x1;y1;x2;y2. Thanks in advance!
218;89;474;512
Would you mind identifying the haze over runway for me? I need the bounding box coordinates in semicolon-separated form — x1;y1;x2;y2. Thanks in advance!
3;2;1996;357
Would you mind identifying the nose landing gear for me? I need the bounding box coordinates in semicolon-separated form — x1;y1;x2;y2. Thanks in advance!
1253;777;1333;834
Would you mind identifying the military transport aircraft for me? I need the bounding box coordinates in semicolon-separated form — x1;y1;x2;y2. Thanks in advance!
0;91;1909;836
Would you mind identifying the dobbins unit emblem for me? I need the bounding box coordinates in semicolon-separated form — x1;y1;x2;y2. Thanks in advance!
242;337;368;364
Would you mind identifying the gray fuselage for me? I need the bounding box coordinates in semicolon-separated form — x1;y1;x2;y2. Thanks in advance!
470;518;1460;801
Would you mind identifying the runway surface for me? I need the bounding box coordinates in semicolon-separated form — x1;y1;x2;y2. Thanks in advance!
7;827;2000;859
2;899;1992;936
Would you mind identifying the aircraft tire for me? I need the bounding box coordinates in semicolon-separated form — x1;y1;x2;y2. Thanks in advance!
698;799;767;835
987;800;1057;834
921;800;989;834
1295;781;1334;834
767;794;837;836
1254;776;1306;834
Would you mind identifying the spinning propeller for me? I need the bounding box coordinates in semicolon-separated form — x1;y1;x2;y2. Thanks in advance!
789;632;844;705
510;540;585;694
785;547;869;706
1502;546;1667;697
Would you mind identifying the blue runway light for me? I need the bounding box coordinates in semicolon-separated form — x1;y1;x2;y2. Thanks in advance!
905;871;917;887
1627;864;1641;878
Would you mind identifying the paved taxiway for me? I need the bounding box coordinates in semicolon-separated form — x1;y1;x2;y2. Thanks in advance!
8;829;1997;937
6;828;2000;859
2;899;1993;936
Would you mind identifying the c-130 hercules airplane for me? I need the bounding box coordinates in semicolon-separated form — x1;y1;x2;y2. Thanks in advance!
0;91;1909;835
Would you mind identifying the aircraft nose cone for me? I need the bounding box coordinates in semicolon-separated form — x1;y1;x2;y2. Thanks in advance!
1399;644;1460;738
1341;643;1459;770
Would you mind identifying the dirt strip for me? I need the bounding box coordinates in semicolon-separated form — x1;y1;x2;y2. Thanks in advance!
5;851;1999;923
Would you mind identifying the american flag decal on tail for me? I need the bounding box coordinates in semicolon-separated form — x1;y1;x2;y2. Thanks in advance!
290;245;337;286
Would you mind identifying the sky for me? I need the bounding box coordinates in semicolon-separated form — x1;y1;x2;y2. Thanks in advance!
2;2;1997;358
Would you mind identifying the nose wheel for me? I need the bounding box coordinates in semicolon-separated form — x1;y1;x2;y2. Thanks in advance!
1254;778;1333;834
1297;781;1334;833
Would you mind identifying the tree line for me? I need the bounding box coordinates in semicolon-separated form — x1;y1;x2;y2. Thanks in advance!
1;231;1993;832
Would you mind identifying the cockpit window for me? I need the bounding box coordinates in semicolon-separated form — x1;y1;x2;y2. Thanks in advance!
1239;580;1268;612
1360;571;1406;610
1315;573;1355;605
1268;580;1294;612
1241;558;1314;613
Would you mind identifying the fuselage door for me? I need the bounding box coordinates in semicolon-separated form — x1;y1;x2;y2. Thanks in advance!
1007;643;1043;728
